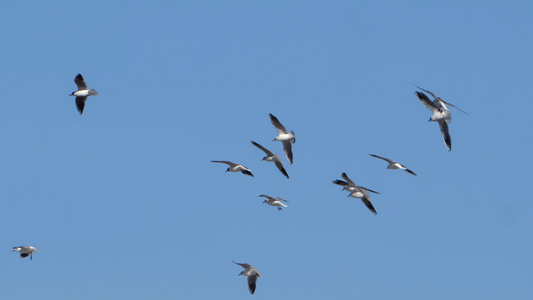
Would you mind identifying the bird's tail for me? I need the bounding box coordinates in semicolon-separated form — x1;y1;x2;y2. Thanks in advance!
89;89;98;96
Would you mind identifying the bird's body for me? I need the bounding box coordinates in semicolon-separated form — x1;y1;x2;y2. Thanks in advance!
369;154;417;176
251;141;289;178
258;194;289;210
13;246;40;260
211;160;254;177
70;73;98;115
233;261;261;294
269;113;295;164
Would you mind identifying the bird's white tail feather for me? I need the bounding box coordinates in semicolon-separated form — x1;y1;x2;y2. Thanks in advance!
89;89;98;96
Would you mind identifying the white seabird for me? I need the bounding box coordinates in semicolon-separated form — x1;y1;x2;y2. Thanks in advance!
333;173;380;215
269;113;295;164
369;154;417;176
414;85;467;151
415;91;452;151
13;246;40;260
70;73;98;115
233;261;262;294
251;141;289;179
211;161;254;177
258;194;289;211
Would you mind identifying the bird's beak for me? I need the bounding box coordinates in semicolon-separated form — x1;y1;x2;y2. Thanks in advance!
34;249;40;253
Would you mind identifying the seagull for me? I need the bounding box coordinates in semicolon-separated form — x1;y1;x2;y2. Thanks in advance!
233;261;262;294
333;173;380;215
269;113;295;164
211;161;254;177
414;85;467;151
13;246;40;260
70;73;98;115
258;194;289;211
414;91;453;151
251;141;289;179
369;154;417;176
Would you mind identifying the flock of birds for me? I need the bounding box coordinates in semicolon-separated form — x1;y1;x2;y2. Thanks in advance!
207;85;467;293
12;74;468;295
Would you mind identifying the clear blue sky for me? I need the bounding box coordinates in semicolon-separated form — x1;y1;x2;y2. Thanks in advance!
1;1;532;299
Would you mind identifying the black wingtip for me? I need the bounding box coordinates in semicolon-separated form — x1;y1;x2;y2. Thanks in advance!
406;169;417;176
242;170;254;177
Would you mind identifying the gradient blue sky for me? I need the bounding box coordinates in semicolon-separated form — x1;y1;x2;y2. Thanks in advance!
1;1;532;299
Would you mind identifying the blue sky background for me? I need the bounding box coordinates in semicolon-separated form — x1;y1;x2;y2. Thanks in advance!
1;1;532;299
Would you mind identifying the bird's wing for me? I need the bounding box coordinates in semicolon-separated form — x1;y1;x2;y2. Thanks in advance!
233;261;251;270
332;179;348;187
440;99;469;115
258;195;273;201
341;173;356;187
274;160;289;178
414;84;468;114
241;169;254;177
247;274;258;294
359;186;380;194
369;154;393;164
269;113;288;134
438;120;452;151
75;96;87;115
211;160;236;167
74;73;88;90
282;140;293;164
415;91;440;114
251;141;273;156
404;168;417;176
361;197;378;215
413;84;439;100
275;197;289;203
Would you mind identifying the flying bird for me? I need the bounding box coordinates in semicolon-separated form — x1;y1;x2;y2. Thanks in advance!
269;113;295;164
13;246;40;260
211;161;254;177
369;154;417;176
258;194;289;211
414;85;468;151
333;173;380;215
414;91;453;151
251;141;289;178
233;261;262;294
70;73;98;115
